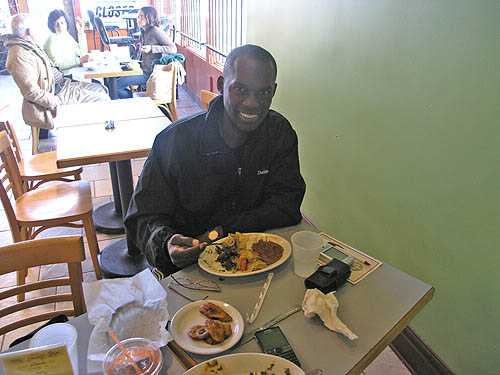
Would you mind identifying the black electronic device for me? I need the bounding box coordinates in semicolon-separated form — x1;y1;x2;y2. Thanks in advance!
254;326;301;367
304;258;351;293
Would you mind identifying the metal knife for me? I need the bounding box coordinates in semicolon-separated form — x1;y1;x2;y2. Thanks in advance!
237;304;302;347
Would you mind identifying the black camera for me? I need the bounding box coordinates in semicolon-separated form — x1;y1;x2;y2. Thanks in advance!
304;259;351;293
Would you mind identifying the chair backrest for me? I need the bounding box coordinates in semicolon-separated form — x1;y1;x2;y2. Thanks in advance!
0;130;25;241
164;62;178;104
0;236;86;336
0;119;24;162
168;62;178;121
87;9;95;25
200;90;218;110
93;16;110;50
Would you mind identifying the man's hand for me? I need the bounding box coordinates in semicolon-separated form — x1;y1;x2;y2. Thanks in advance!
167;234;205;268
140;45;152;54
79;54;91;64
75;16;84;33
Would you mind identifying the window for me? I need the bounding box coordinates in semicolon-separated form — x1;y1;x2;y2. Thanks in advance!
180;0;206;53
161;0;246;65
207;0;246;64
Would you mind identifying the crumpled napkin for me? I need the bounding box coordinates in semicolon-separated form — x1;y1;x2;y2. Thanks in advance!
83;269;170;373
302;288;358;340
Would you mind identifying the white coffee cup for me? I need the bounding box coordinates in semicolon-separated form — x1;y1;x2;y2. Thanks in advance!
30;323;78;375
291;231;325;277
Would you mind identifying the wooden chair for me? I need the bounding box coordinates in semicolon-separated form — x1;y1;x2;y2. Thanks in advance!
134;63;179;122
200;90;218;110
0;130;102;301
0;236;86;336
0;116;82;192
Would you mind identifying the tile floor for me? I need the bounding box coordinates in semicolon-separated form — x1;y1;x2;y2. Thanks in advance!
0;73;411;374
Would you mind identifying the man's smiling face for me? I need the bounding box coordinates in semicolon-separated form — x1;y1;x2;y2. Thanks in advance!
220;55;277;134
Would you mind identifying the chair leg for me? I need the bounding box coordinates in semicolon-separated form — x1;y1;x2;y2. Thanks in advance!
83;216;103;280
31;127;39;155
16;227;30;302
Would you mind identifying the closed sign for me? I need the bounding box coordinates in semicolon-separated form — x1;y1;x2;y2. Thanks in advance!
83;0;147;27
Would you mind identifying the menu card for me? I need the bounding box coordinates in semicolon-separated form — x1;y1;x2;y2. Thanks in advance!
0;344;73;375
319;232;383;284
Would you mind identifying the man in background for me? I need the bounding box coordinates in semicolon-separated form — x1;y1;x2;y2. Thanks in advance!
5;13;109;136
125;44;306;278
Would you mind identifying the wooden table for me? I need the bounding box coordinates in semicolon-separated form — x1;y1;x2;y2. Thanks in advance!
54;98;164;235
162;222;435;374
68;61;143;100
57;115;172;277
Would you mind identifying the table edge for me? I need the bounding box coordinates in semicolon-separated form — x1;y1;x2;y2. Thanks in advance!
84;69;143;79
57;150;151;168
347;286;435;375
167;341;198;370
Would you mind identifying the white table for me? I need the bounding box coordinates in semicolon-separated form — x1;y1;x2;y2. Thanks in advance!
54;98;165;235
68;60;143;100
0;314;185;375
54;97;163;128
162;222;435;374
0;223;434;374
57;116;172;277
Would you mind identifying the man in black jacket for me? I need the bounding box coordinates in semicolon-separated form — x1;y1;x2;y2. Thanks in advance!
125;44;306;277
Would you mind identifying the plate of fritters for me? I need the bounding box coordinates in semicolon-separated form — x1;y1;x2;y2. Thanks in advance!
198;232;291;277
183;353;304;375
169;300;244;355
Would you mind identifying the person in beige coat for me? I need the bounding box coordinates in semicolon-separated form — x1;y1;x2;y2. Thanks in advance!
5;13;109;131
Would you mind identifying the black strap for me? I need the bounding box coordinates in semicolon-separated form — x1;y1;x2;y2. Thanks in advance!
8;314;69;348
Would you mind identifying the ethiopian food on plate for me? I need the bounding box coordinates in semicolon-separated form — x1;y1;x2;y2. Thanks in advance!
183;353;304;375
198;233;291;276
188;302;233;345
169;300;244;355
201;359;290;375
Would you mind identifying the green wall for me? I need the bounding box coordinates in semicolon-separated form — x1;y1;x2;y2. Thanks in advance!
247;1;500;374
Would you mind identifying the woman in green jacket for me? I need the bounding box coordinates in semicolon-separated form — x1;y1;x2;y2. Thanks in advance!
43;9;92;74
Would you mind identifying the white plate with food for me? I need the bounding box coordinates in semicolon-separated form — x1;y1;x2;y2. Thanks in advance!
169;300;244;355
183;353;305;375
198;232;291;277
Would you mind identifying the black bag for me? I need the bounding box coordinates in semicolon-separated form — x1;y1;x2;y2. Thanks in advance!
304;259;351;294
